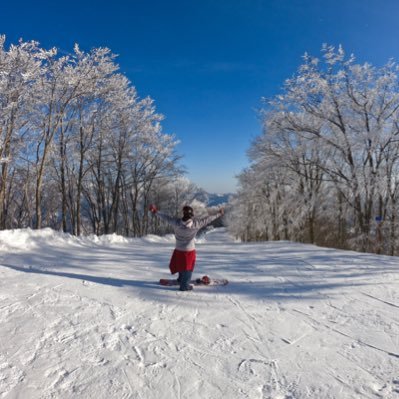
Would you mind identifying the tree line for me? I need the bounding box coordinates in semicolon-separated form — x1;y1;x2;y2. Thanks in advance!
0;36;197;236
228;45;399;255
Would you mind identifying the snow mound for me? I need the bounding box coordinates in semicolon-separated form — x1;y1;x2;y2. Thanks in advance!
0;227;232;254
82;233;131;246
0;228;80;251
0;228;137;252
141;234;175;244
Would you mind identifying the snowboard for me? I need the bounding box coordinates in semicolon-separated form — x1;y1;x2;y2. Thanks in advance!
159;275;228;287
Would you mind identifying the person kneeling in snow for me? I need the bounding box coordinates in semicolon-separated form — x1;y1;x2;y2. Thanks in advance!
149;204;224;291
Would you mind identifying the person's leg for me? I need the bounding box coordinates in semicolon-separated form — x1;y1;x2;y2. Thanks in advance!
179;271;193;291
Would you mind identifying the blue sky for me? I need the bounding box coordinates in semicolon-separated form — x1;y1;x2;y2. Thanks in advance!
2;0;399;193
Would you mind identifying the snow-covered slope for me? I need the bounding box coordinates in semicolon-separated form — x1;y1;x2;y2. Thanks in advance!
0;228;398;399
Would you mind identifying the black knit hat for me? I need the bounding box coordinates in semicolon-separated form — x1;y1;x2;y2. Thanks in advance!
182;206;194;218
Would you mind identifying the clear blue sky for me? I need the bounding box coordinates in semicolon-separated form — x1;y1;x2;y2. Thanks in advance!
2;0;399;193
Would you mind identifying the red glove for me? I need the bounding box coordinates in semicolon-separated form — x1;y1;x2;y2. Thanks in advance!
149;204;158;214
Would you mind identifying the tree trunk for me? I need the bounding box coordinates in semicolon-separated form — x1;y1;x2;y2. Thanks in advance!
60;125;68;232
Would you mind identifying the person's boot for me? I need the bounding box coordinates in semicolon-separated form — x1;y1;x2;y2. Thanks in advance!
179;271;193;291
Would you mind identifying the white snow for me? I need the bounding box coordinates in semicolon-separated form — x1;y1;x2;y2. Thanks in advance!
0;227;398;399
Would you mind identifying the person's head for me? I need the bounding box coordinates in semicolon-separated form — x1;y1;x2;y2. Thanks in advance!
182;205;194;221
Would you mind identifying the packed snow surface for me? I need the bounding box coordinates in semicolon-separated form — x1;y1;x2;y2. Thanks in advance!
0;228;398;399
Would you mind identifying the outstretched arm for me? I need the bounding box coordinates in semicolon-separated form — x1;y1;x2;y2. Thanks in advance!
193;208;224;229
149;204;180;227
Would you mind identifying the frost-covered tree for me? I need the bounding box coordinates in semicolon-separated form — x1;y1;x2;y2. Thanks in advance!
0;36;187;236
230;45;399;254
81;80;182;236
29;49;77;228
0;37;51;228
61;46;121;235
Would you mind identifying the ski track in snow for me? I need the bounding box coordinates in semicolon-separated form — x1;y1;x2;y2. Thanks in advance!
0;228;398;398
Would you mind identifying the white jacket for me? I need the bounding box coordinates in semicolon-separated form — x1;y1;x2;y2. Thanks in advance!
156;211;223;251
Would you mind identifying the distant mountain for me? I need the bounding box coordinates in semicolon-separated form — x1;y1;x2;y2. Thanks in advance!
194;190;232;207
207;193;232;206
